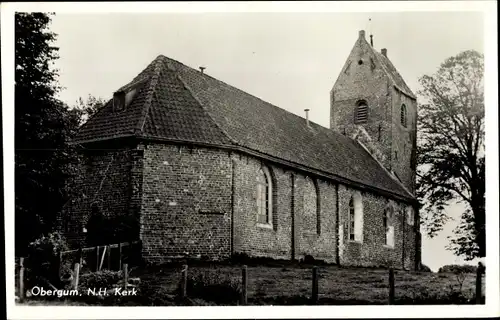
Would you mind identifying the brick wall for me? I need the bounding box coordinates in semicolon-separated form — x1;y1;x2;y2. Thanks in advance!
140;143;232;263
391;90;418;194
231;154;338;263
63;145;143;247
403;207;418;270
337;184;417;269
65;140;419;269
232;154;292;260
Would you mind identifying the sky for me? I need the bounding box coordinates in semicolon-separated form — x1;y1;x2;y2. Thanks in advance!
15;7;487;272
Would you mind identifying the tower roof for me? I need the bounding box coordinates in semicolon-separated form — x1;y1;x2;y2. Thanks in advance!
74;55;415;202
372;49;416;99
361;30;416;99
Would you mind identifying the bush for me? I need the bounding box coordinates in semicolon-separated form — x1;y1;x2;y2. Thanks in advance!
66;270;128;305
419;264;432;272
438;264;477;274
180;268;241;305
78;270;123;291
24;232;69;287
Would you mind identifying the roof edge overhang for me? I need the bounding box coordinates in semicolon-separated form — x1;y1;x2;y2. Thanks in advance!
393;85;417;100
356;139;415;200
73;134;417;204
135;135;418;205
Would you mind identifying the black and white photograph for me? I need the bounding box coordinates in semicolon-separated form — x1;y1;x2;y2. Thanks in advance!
3;1;498;318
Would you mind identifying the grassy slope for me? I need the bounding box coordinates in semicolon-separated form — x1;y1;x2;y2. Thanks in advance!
133;263;484;305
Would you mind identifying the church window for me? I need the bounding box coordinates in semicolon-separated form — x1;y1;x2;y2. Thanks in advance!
355;100;368;124
348;193;363;242
384;206;395;247
358;59;364;65
348;198;355;240
304;177;321;234
401;104;407;127
257;166;273;225
406;206;414;226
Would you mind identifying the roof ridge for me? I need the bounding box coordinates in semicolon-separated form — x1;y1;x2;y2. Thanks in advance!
136;56;165;134
162;56;333;131
174;72;238;147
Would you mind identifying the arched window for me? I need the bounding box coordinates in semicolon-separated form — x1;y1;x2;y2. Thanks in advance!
348;192;364;242
355;100;368;124
384;206;395;247
304;177;320;234
257;166;273;225
400;104;407;127
348;197;356;240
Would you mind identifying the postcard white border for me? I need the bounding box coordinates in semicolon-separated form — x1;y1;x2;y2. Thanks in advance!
2;1;498;319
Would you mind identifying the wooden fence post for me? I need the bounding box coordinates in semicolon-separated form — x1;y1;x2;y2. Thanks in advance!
312;266;319;305
19;257;25;303
475;262;484;304
118;243;122;271
95;246;100;272
78;246;83;267
241;265;248;305
388;268;395;305
180;264;188;299
73;263;80;290
99;246;107;271
123;263;128;290
107;245;111;270
52;251;62;286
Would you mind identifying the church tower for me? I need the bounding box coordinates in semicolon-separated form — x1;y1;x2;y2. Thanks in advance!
330;30;417;194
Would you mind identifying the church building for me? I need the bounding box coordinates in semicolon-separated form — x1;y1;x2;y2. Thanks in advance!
64;30;421;270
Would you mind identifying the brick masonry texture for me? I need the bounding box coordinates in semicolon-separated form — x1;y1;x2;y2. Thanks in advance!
337;184;416;269
62;144;143;247
331;31;417;194
140;143;232;263
63;141;418;269
231;154;338;262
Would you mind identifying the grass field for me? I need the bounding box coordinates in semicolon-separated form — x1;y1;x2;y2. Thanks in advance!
16;262;485;306
132;262;485;305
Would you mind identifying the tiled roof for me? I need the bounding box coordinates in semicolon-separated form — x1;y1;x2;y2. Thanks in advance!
75;55;415;201
372;50;416;99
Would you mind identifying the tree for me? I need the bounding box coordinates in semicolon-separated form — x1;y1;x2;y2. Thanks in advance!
15;13;76;254
416;50;485;260
72;94;107;127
